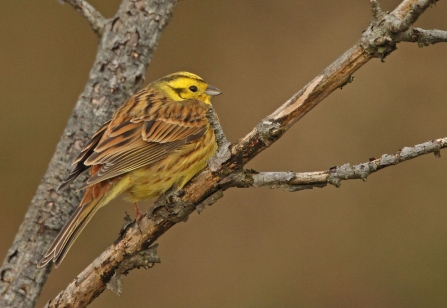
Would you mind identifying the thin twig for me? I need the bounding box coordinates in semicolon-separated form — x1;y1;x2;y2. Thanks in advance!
221;137;447;191
398;28;447;46
389;0;438;33
106;244;160;296
63;0;106;37
207;108;231;172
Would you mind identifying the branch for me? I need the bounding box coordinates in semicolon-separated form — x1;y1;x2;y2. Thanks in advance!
397;28;447;46
40;0;447;306
220;137;447;191
207;108;232;172
360;0;440;61
388;0;437;33
370;0;447;47
63;0;106;37
106;244;160;297
0;1;178;307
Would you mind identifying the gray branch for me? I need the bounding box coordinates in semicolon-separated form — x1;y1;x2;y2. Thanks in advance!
388;0;437;33
361;0;442;61
397;28;447;46
220;137;447;191
106;244;160;297
0;1;178;307
63;0;106;36
207;108;231;172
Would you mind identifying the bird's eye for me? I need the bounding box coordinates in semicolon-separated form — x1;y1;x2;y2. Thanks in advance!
189;85;198;92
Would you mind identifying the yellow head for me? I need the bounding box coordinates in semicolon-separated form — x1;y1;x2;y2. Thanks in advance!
154;72;221;104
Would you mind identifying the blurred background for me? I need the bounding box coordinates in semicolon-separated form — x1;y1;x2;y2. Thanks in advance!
1;0;447;307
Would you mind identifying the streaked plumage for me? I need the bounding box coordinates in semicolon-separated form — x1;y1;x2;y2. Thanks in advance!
38;72;221;267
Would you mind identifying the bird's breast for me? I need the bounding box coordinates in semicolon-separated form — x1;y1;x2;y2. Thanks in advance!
125;127;217;201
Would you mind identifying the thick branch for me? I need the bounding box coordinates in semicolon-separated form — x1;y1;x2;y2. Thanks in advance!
63;0;106;36
0;1;178;307
221;137;447;191
41;0;447;306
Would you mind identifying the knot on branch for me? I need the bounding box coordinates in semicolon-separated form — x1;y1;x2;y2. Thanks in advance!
148;187;193;223
256;120;283;147
360;0;438;61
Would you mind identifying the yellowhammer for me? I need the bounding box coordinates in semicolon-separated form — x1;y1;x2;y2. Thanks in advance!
38;72;221;267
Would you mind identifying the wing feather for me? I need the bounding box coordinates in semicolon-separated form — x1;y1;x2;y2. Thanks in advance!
63;91;211;189
58;120;111;191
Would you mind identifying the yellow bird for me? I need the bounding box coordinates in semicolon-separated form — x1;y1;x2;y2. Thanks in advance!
38;72;221;267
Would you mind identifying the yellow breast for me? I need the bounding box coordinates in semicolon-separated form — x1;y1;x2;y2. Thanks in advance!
125;127;217;201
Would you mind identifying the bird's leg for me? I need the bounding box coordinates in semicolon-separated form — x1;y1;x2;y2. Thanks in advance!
134;202;145;234
134;202;145;221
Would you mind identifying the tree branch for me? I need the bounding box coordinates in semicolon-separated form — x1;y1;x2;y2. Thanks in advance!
106;244;160;297
40;0;447;306
220;137;447;191
0;1;178;307
397;28;447;46
388;0;437;33
393;0;434;19
360;0;439;61
63;0;106;37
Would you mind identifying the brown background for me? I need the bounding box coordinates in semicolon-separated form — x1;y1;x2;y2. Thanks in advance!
1;1;447;307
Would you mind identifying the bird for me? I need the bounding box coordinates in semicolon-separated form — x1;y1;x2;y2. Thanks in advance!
38;72;221;268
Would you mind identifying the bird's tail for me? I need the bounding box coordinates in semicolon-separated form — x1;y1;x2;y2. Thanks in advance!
38;194;103;268
37;178;128;268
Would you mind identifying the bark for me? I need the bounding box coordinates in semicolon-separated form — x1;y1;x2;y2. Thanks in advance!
0;1;178;307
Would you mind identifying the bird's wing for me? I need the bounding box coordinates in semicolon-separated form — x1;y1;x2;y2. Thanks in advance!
58;120;111;190
76;92;210;188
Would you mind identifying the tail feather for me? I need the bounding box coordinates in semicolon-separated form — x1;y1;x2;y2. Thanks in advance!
37;198;102;268
38;173;129;268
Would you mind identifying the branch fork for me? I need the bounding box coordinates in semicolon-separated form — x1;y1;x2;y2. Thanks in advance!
360;0;443;61
63;0;106;37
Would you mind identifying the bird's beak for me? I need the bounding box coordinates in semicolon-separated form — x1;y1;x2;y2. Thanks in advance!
205;85;222;96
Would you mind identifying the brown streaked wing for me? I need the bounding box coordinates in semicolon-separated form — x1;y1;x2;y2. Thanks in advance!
80;98;210;188
85;121;141;165
58;120;111;191
72;120;111;165
142;120;205;143
78;140;186;189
